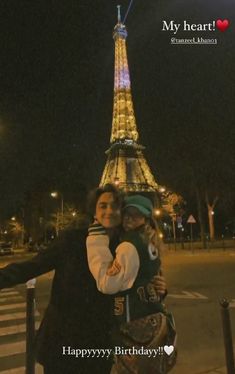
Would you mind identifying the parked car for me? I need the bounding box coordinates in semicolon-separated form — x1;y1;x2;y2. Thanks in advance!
0;242;14;256
27;241;48;252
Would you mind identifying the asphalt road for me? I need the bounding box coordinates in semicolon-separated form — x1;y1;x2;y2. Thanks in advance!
0;249;235;373
162;250;235;374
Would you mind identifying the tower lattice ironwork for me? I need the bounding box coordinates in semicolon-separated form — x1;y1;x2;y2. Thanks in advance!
100;11;159;193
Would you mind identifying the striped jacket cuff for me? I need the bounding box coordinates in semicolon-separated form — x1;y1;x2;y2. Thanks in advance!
88;223;107;236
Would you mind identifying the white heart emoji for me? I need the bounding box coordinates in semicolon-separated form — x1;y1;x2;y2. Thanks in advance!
164;345;174;356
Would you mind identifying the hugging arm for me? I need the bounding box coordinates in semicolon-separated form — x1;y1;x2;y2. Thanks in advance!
150;274;168;300
86;234;140;294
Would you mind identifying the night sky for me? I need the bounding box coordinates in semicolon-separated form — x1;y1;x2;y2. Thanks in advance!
0;0;234;224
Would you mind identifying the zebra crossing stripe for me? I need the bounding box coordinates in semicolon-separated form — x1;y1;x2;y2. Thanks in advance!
0;368;25;374
0;291;19;297
0;321;41;336
0;287;42;372
0;341;25;358
0;303;26;311
0;310;40;321
0;297;23;303
0;312;29;321
0;364;43;373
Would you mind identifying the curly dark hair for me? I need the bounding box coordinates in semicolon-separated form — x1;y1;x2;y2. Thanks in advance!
87;184;124;218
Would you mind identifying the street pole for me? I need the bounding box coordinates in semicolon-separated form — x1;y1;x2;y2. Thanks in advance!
21;208;25;247
56;212;59;237
190;223;193;253
51;191;64;235
220;299;235;374
187;215;196;253
61;194;64;231
26;278;36;374
172;214;176;251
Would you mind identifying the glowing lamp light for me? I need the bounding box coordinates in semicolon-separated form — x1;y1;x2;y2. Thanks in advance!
51;192;58;198
155;209;161;216
159;233;163;239
114;177;120;186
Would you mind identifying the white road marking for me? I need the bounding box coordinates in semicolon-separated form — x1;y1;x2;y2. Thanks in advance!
0;312;27;321
0;297;23;303
0;310;39;321
0;321;40;336
190;292;208;299
0;302;26;311
0;287;42;372
0;291;19;297
0;364;43;373
168;291;208;299
0;341;25;358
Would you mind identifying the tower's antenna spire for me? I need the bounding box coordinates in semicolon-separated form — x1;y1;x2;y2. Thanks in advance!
117;5;121;23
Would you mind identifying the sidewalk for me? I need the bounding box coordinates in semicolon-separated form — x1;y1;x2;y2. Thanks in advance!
163;247;235;257
202;367;227;374
164;239;235;254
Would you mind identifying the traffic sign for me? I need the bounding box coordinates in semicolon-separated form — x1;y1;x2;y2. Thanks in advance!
187;215;196;224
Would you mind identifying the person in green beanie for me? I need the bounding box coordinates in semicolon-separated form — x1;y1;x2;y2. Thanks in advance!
87;194;164;298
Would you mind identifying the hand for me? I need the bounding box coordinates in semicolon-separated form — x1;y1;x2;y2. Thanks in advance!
152;275;167;297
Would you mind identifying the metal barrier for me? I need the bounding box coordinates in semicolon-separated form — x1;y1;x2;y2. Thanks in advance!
26;279;36;374
220;299;235;374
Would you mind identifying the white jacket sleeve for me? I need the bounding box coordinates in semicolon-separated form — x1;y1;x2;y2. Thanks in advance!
86;235;140;294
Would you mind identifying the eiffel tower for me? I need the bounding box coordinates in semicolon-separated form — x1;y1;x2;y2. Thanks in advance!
100;8;159;193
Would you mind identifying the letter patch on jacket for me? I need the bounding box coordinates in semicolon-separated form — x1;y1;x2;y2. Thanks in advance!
114;297;125;315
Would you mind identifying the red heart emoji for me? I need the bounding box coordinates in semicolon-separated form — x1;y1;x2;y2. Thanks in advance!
216;19;229;32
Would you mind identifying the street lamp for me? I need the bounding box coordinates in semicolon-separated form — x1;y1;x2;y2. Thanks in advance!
50;191;64;235
50;191;64;216
159;186;166;193
154;209;161;216
170;213;177;251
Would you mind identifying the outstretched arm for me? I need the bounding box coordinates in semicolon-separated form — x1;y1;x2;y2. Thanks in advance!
0;236;64;290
